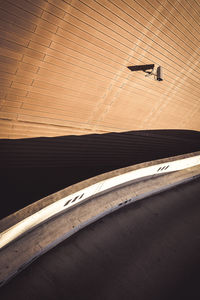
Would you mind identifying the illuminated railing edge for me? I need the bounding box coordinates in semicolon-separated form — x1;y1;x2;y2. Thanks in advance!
0;154;200;250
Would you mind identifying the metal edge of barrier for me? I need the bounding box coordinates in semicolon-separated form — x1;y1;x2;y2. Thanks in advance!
1;151;200;232
0;151;200;250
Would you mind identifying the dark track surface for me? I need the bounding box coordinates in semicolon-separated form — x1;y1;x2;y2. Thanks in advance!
1;177;200;300
1;129;200;218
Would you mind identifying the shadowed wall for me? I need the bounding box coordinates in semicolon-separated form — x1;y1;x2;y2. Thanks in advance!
1;129;200;219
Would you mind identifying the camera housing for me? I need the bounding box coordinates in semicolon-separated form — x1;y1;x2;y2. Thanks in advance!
157;66;163;81
128;64;163;82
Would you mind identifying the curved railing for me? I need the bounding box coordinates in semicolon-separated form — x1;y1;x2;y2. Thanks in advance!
1;152;200;250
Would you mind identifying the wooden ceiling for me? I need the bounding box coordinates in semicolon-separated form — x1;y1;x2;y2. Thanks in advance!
0;0;200;138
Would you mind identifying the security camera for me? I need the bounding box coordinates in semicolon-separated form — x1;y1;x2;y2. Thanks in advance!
157;66;163;81
128;64;163;82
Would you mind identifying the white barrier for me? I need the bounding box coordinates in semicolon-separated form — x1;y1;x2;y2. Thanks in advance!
0;154;200;249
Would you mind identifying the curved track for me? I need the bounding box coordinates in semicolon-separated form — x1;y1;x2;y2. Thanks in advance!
1;177;200;300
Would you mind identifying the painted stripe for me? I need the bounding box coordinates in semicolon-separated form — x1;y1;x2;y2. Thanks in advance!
0;154;200;249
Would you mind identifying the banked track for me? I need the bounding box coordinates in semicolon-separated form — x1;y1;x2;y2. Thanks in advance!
0;151;200;287
2;176;200;300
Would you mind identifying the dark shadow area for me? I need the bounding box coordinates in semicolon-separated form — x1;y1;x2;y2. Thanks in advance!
0;129;200;219
1;177;200;300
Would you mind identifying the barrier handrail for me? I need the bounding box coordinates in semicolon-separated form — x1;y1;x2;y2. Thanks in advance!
0;154;200;250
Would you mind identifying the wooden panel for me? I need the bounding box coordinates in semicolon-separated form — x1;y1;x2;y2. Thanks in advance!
0;0;199;139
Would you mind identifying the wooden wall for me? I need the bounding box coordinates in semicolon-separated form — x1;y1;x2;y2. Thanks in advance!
0;0;200;138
